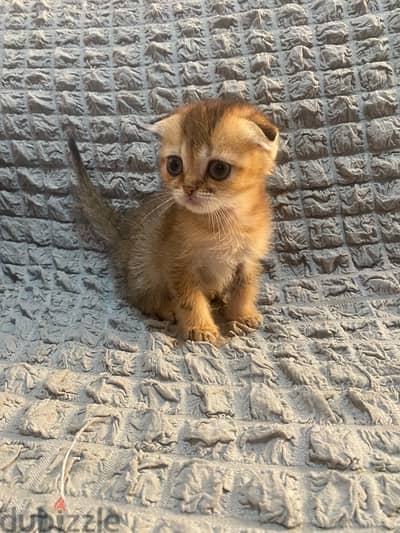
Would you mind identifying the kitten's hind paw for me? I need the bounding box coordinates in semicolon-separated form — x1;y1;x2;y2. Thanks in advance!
226;312;263;336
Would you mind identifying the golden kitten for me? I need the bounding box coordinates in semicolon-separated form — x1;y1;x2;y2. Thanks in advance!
69;99;279;343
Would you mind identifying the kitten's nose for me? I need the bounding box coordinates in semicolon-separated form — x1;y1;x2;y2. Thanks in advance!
183;184;197;196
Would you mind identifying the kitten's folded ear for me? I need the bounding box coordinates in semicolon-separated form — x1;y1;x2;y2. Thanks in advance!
246;112;280;158
140;113;179;137
255;118;279;144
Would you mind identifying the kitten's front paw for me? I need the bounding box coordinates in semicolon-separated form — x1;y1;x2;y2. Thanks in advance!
227;312;263;336
184;324;220;344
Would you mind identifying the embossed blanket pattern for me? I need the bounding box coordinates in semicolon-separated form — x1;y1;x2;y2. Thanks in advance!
0;0;400;531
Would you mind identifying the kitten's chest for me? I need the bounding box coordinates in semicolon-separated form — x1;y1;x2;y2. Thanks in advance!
195;238;250;292
187;216;268;293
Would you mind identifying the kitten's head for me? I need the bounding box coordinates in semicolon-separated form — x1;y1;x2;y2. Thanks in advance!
146;99;279;214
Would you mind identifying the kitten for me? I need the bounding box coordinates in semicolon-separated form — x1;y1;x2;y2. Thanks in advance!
69;99;279;343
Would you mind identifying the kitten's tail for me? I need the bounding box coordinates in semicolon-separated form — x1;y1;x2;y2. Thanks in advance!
68;137;121;245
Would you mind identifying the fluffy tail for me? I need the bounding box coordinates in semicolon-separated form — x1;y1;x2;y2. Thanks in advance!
68;137;121;245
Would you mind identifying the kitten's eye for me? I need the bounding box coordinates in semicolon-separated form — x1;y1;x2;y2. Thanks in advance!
207;160;231;181
166;156;183;176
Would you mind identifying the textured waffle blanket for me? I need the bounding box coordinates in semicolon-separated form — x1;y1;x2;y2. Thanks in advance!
1;0;400;531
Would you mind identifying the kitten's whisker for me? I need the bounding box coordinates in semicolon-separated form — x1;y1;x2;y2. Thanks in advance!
208;210;216;236
142;196;174;221
213;209;224;244
218;207;241;249
146;197;174;217
209;207;222;241
217;208;226;241
217;210;230;246
139;191;172;209
212;210;221;243
206;201;222;240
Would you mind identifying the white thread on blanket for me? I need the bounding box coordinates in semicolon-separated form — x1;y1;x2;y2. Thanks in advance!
56;418;96;509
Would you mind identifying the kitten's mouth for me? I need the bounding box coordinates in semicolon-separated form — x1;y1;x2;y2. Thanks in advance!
186;195;202;205
173;190;216;214
182;195;208;213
